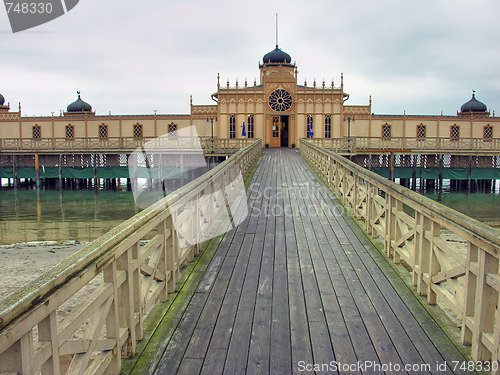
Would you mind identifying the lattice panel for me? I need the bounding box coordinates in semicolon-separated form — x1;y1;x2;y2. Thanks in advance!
134;124;143;139
484;126;493;139
417;125;426;139
450;125;460;139
382;125;391;139
66;125;74;139
99;125;108;139
450;155;469;168
168;124;177;136
32;126;41;140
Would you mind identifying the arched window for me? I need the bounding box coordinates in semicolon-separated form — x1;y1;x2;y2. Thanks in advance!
168;123;177;137
307;115;314;138
99;124;108;139
382;123;391;139
247;115;254;139
133;123;143;139
324;115;332;138
450;124;460;140
484;125;493;140
416;124;426;139
32;124;41;140
66;124;74;140
229;115;236;139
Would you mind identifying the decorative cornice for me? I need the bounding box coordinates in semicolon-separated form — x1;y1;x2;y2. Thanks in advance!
0;113;20;121
191;105;217;115
343;106;371;115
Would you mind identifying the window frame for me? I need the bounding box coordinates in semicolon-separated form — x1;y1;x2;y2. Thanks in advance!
307;115;314;138
324;115;332;138
450;124;460;140
99;124;108;140
483;125;493;141
168;123;177;137
229;115;236;139
381;123;391;139
133;123;143;139
247;115;254;139
32;124;41;140
416;124;426;140
65;124;74;140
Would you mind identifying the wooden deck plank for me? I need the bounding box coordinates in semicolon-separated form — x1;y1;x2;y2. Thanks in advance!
125;148;479;375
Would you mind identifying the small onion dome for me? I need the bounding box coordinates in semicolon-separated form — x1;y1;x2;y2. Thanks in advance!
460;91;487;113
263;45;292;64
67;91;92;112
0;93;4;106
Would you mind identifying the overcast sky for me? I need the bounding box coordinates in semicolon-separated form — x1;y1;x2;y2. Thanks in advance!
1;0;499;117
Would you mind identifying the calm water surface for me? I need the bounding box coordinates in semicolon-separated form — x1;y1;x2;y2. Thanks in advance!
0;189;139;245
1;184;500;245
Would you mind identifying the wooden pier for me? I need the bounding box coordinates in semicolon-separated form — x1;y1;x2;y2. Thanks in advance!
121;148;476;375
1;143;498;375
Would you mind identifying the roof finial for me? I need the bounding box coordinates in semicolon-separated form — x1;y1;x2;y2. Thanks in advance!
472;89;476;97
77;90;81;98
275;14;279;47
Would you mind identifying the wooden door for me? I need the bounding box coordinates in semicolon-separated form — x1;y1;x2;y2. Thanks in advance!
270;117;280;147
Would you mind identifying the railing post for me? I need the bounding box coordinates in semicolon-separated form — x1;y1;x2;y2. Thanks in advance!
462;242;478;346
103;261;122;373
391;198;403;264
426;220;440;304
0;330;34;374
157;219;169;302
166;214;178;293
471;249;498;361
38;312;61;375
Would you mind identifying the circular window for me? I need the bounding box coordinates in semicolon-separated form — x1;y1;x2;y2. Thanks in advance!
268;89;292;112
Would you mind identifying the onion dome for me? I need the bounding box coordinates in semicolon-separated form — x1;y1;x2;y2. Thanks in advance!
0;93;4;106
67;91;92;112
263;45;292;64
460;91;487;113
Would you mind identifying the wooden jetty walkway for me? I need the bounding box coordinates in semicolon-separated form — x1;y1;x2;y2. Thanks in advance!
121;148;473;375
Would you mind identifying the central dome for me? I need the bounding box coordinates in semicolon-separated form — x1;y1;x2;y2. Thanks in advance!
263;45;292;64
0;93;4;106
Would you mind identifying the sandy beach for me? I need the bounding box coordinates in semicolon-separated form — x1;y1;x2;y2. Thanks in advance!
0;240;87;301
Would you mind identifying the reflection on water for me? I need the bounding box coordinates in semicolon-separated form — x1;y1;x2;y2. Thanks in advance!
1;180;500;245
422;191;500;227
0;189;139;245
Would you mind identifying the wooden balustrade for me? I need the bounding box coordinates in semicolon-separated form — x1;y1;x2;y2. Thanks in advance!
0;137;257;154
0;139;262;375
306;137;500;154
300;139;500;372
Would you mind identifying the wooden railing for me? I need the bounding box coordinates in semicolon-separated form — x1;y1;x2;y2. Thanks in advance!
0;139;262;375
300;139;500;372
0;137;257;154
306;137;500;154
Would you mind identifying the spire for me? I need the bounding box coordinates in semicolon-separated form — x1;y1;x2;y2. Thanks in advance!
275;14;279;47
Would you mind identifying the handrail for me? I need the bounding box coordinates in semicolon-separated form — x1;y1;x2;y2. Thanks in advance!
306;137;500;154
0;139;262;374
0;137;258;154
300;139;500;371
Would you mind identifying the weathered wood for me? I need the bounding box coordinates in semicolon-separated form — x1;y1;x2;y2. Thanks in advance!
301;139;500;371
0;140;262;375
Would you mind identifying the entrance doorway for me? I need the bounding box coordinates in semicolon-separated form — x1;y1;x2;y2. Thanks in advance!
270;115;290;147
280;116;289;147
